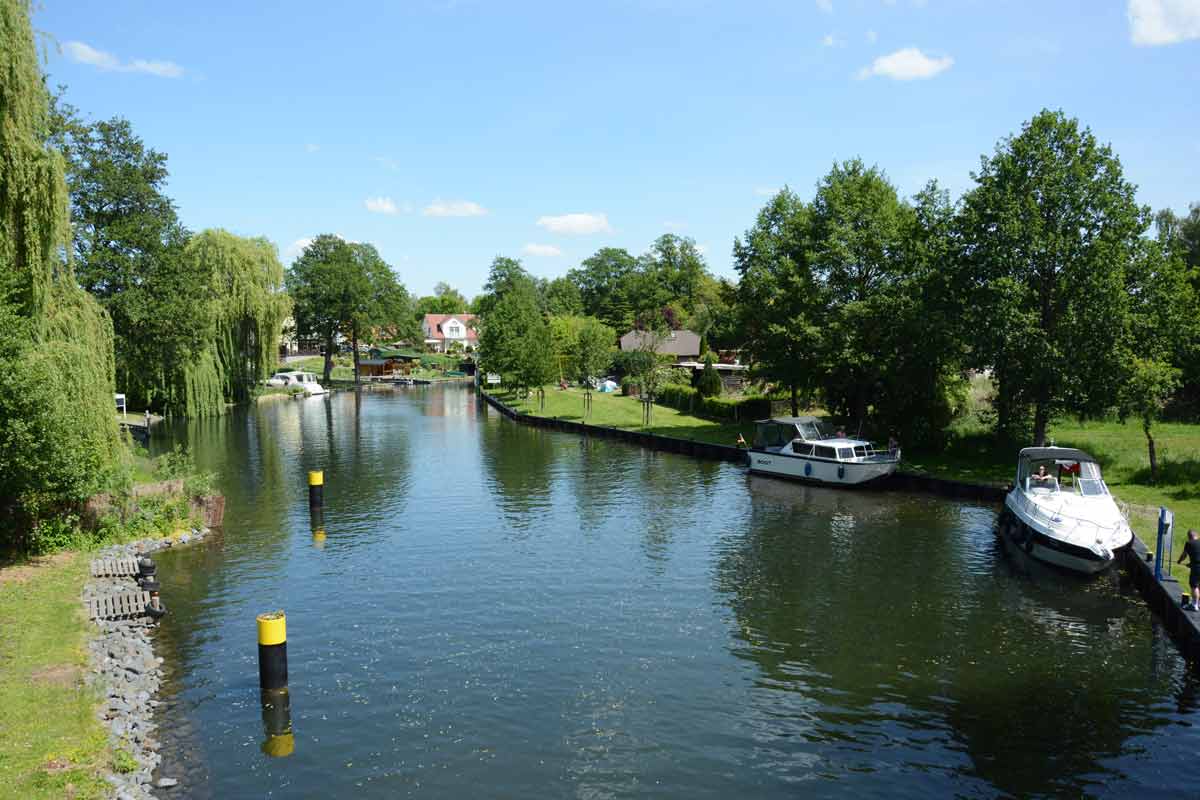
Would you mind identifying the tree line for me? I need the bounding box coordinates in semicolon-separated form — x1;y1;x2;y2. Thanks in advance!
475;110;1200;463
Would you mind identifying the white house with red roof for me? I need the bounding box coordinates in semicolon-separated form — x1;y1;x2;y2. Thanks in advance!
422;313;478;352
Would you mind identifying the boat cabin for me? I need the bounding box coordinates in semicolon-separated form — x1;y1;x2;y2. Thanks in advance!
1016;447;1108;497
752;416;887;462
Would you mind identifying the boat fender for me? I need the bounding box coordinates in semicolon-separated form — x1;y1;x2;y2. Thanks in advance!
804;463;812;477
145;602;167;620
837;465;845;479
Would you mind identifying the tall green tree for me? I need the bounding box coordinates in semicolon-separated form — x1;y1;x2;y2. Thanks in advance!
809;159;913;425
0;0;121;544
959;109;1147;444
477;260;553;396
733;188;824;415
415;281;468;317
543;275;584;316
49;98;205;410
574;317;616;417
1118;358;1180;483
286;235;359;383
569;247;638;331
347;244;414;382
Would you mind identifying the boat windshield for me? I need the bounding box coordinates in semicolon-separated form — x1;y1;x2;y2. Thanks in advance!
797;420;832;441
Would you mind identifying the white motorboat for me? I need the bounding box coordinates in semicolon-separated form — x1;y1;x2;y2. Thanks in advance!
265;370;327;396
999;446;1133;574
747;416;900;486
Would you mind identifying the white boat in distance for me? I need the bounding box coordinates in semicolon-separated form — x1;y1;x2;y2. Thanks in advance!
748;416;900;486
265;370;327;396
999;446;1133;574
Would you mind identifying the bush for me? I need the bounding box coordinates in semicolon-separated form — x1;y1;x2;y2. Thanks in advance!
655;383;772;421
621;376;639;396
696;356;722;398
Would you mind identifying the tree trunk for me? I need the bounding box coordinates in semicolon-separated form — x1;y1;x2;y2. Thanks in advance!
323;335;334;384
1145;419;1158;484
790;383;799;417
352;325;360;385
1033;401;1048;447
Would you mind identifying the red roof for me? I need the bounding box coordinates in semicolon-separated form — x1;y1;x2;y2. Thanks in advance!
423;313;478;341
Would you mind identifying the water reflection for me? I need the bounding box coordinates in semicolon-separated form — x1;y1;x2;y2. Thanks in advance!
146;386;1200;799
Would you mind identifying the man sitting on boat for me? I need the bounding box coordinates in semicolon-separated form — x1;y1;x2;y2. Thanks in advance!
1030;464;1054;485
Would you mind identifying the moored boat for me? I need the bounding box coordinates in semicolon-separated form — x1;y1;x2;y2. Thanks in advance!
998;446;1133;574
747;416;900;486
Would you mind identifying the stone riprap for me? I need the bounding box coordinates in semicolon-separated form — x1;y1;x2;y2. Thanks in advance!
85;528;209;799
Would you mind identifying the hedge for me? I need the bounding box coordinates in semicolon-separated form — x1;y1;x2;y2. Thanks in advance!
654;384;775;421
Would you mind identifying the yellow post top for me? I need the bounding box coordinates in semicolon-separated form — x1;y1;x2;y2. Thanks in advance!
308;470;324;486
262;733;295;758
312;527;326;539
257;610;287;645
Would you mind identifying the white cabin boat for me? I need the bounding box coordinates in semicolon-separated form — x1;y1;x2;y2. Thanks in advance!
999;446;1133;574
266;370;327;396
747;416;900;486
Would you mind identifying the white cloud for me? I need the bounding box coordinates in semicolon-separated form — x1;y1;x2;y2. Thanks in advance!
305;143;320;154
522;243;563;257
856;47;953;80
365;196;399;215
816;0;833;12
1128;0;1200;45
822;33;843;47
64;41;184;78
283;237;314;263
536;212;612;235
866;29;879;43
754;186;780;196
422;199;488;217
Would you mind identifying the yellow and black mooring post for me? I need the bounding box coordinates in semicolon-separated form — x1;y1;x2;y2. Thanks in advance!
308;470;324;509
260;688;294;757
310;506;326;548
257;611;288;691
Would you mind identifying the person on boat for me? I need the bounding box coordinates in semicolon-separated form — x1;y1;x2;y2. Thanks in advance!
1030;464;1054;485
835;426;847;439
1176;529;1200;611
887;434;899;455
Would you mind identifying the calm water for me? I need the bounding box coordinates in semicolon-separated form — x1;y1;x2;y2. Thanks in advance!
150;386;1200;799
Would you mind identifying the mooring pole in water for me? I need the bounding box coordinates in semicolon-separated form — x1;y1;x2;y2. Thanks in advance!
308;470;324;509
310;506;326;548
257;611;288;691
260;687;294;757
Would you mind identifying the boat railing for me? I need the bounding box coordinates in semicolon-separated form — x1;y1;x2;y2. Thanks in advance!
1014;490;1125;543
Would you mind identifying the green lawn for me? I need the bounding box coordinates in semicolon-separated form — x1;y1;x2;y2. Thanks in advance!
0;553;112;799
494;387;758;447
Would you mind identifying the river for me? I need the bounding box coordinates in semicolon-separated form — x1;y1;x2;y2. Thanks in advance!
149;385;1199;798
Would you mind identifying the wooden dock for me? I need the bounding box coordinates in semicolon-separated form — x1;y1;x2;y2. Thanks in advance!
85;590;151;621
90;556;140;577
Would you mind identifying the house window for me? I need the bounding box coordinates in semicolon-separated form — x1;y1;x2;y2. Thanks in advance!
449;325;460;336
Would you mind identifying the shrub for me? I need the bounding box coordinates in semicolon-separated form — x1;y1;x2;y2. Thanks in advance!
696;356;722;398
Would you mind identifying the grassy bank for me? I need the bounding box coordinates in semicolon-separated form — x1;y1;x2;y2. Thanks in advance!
493;386;758;447
492;385;1200;584
0;553;111;799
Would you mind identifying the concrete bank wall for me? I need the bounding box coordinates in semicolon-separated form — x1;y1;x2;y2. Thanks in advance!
1123;536;1200;661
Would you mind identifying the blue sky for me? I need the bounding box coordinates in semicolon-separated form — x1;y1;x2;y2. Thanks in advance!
35;0;1200;297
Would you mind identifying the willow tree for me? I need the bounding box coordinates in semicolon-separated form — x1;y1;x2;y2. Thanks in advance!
170;230;290;416
0;0;121;544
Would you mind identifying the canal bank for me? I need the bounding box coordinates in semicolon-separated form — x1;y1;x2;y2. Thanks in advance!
480;388;1200;662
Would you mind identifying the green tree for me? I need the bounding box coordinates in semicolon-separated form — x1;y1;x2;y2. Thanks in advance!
959;109;1147;444
174;231;290;414
286;234;358;383
1118;358;1180;483
543;275;584;316
696;353;723;398
415;281;468;317
49;98;204;411
640;234;709;315
0;0;121;544
733;188;824;415
574;317;616;417
347;244;414;383
569;247;638;332
809;158;913;425
477;264;553;399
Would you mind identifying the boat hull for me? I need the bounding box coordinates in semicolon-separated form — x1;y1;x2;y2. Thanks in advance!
998;507;1117;575
748;450;898;486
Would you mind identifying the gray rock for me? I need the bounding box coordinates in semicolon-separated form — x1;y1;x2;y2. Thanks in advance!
157;776;179;788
